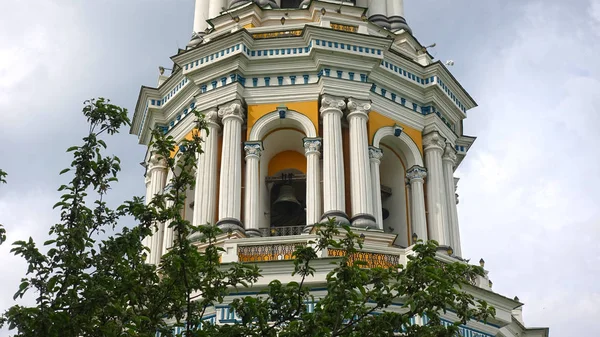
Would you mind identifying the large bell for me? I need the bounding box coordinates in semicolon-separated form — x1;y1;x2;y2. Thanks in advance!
272;185;302;216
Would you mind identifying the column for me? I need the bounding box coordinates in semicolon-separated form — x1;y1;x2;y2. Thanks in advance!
368;0;389;29
304;138;322;229
406;165;427;242
423;132;450;246
161;180;175;258
320;95;348;224
192;109;220;228
217;100;245;232
347;99;376;229
387;0;411;32
369;146;384;230
145;154;167;265
193;0;211;34
243;142;262;237
208;0;227;19
443;143;461;256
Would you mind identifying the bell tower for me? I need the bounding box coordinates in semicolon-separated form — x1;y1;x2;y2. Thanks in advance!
130;1;548;335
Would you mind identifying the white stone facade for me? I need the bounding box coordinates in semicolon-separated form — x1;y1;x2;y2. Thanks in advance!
131;1;548;335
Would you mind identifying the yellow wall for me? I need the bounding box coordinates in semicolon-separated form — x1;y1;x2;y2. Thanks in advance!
247;101;319;139
169;128;200;158
268;150;307;176
368;111;423;154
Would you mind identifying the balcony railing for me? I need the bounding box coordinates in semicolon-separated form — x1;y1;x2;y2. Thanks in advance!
258;225;305;237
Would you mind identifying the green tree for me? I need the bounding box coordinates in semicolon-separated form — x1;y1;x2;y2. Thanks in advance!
1;99;494;337
0;168;7;245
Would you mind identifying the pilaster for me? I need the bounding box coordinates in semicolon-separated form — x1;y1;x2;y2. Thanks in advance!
244;141;263;237
369;146;384;230
443;143;461;256
406;165;427;242
304;137;322;230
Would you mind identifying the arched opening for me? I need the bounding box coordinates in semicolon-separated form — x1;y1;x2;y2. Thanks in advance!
372;126;425;247
379;142;409;246
247;108;318;237
259;129;308;236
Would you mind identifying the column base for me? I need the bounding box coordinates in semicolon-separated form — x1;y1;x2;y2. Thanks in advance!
369;14;391;30
388;16;412;34
245;228;263;237
350;214;377;229
217;218;245;234
320;211;350;225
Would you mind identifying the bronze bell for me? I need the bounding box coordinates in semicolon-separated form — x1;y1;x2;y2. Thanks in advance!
272;185;302;216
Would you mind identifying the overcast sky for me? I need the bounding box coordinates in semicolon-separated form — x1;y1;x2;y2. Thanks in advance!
0;0;598;335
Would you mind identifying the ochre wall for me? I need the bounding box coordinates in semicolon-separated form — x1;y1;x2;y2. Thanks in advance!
368;111;423;154
247;101;319;139
268;150;307;176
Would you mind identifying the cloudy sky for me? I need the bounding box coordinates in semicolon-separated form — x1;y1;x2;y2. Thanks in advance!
0;0;598;335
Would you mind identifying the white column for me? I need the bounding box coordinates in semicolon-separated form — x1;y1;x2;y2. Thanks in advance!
387;0;410;32
142;175;152;253
217;100;245;233
443;143;461;256
347;99;376;229
320;95;348;224
304;138;322;229
367;0;389;29
194;0;211;33
406;165;427;242
244;142;262;237
369;146;384;230
423;132;450;246
161;182;175;258
192;109;220;228
145;154;167;265
209;0;226;19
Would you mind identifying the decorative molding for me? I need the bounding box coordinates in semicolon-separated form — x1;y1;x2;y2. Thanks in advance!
368;146;383;162
320;95;346;115
443;142;458;163
249;109;317;140
423;131;445;151
303;137;322;156
372;125;424;167
203;108;220;127
406;165;427;182
218;100;245;121
244;142;263;159
147;154;167;172
347;98;372;120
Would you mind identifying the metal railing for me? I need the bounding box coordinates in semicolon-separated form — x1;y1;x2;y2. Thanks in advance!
258;225;305;237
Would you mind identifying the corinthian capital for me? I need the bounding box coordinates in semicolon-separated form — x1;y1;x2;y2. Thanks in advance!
443;143;458;163
347;98;372;120
244;142;263;159
369;146;383;162
320;95;346;115
406;165;427;182
303;138;322;155
203;108;220;126
218;100;245;121
423;131;445;151
147;154;167;172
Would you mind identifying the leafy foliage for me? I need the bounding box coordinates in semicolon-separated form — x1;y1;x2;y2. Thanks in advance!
1;98;495;337
0;168;6;244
